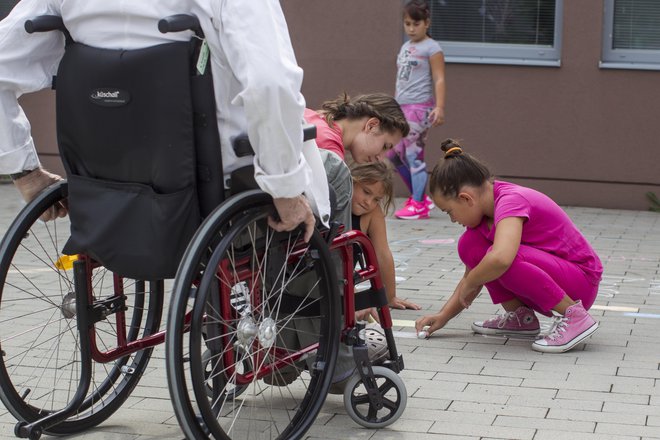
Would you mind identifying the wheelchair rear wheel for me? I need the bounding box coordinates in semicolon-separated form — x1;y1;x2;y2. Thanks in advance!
0;182;163;435
167;190;341;440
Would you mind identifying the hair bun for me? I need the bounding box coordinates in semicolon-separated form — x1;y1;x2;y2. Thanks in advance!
407;0;430;10
440;138;463;158
440;138;462;152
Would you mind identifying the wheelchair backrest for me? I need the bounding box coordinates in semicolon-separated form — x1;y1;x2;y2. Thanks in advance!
55;35;222;280
57;42;196;192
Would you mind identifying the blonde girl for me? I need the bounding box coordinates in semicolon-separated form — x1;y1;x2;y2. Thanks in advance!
351;161;420;311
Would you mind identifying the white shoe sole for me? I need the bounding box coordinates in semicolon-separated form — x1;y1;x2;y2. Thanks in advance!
395;214;429;220
471;322;540;336
531;321;599;353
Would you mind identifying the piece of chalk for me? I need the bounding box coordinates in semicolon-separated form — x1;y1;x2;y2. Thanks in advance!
417;330;428;339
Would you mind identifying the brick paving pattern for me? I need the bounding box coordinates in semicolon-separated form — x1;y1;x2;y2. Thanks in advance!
0;183;658;439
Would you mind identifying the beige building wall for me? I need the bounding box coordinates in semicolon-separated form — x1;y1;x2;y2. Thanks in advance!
21;1;660;210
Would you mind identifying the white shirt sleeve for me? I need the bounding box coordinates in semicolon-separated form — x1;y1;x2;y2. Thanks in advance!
0;0;64;174
212;0;309;199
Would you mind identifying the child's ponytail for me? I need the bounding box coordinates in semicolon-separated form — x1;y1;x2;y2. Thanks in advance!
430;139;492;198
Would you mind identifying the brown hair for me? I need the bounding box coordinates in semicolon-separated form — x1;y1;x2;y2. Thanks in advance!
350;161;395;214
404;0;431;22
429;139;492;198
320;92;410;137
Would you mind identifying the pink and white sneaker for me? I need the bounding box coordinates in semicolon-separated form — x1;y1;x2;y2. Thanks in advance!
424;194;435;210
472;306;540;336
532;301;598;353
395;197;414;215
395;198;430;220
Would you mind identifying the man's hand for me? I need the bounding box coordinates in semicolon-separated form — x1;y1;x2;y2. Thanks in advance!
268;195;315;242
14;168;67;221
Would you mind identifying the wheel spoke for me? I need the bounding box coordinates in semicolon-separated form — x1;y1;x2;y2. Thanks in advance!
0;185;162;433
175;200;339;440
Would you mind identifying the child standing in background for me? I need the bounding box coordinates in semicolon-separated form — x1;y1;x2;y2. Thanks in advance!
415;139;602;353
350;162;421;312
391;0;446;220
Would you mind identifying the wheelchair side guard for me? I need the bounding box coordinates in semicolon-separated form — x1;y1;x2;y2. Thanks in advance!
354;286;388;310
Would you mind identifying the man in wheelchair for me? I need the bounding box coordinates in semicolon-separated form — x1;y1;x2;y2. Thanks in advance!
0;2;408;439
0;0;327;242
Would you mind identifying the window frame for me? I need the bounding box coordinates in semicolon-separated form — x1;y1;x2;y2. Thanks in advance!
600;0;660;70
428;0;564;67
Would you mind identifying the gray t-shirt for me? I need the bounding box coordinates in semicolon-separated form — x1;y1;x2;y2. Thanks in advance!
395;38;443;105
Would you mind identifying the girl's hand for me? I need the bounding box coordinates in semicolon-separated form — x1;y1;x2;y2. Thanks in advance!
415;313;445;336
389;297;422;310
428;107;445;127
355;307;379;323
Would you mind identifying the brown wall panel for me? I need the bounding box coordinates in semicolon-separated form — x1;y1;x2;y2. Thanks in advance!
281;0;402;107
18;90;63;175
18;1;660;210
283;0;660;210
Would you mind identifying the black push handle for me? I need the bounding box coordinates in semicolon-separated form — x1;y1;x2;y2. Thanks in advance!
158;14;203;37
24;15;65;33
303;124;317;142
233;124;318;158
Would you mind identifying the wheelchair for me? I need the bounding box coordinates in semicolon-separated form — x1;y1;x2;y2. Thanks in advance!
0;14;407;440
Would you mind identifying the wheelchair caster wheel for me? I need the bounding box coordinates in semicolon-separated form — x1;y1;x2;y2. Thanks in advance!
14;421;42;440
343;365;407;428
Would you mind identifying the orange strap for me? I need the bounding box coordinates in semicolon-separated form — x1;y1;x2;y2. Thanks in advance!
444;146;463;157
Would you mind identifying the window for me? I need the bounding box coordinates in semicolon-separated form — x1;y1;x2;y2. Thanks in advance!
428;0;563;66
0;1;18;20
601;0;660;70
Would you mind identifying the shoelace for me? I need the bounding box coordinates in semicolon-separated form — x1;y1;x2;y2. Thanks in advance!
495;311;520;329
545;315;569;340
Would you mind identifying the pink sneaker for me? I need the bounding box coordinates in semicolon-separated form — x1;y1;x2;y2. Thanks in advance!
424;194;435;210
472;306;540;336
532;301;598;353
395;198;430;219
395;197;414;215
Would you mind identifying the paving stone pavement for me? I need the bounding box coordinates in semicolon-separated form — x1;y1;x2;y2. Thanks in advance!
0;182;659;439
